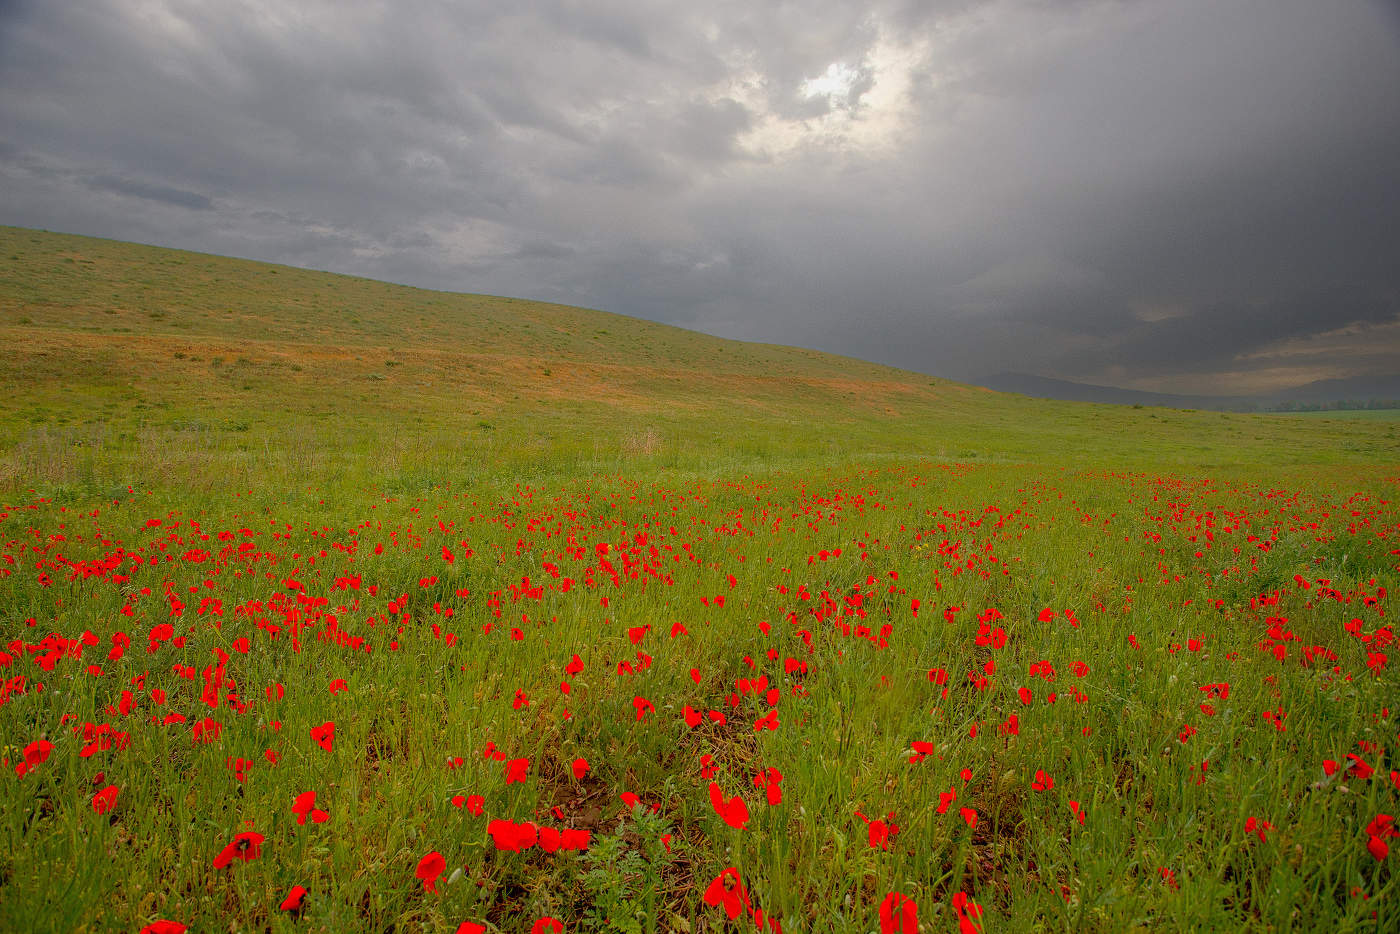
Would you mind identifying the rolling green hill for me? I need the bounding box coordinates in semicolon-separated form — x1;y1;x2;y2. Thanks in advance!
2;225;1396;497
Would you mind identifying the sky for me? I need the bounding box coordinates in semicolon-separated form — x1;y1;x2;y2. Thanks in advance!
2;0;1398;396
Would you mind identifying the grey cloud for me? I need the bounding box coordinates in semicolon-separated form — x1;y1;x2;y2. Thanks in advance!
536;0;658;60
1101;293;1400;375
87;174;214;210
2;0;1397;397
670;98;752;163
514;239;576;260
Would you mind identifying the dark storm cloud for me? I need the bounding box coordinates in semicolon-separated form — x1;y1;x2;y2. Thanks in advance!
2;0;1397;396
87;175;215;211
1106;292;1398;373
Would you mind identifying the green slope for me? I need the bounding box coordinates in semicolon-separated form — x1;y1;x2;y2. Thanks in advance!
2;225;1396;496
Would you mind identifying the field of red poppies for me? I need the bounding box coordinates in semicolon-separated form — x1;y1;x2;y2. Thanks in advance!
1;229;1397;932
2;462;1395;932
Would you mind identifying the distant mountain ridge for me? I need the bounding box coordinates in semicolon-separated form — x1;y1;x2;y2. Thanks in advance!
1279;374;1400;405
983;372;1400;411
981;373;1242;409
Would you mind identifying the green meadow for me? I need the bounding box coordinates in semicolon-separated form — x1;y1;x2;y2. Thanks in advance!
1;226;1395;933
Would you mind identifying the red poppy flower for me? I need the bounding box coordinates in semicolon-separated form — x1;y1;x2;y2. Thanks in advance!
538;826;563;853
16;739;54;776
753;767;783;805
702;867;750;921
1244;816;1274;843
138;922;187;934
92;785;119;815
708;782;749;830
456;924;486;934
280;885;308;912
487;818;539;852
879;891;917;934
951;892;984;934
310;721;334;752
292;791;329;825
416;851;446;892
699;754;718;779
212;831;264;869
505;757;530;784
560;828;591;851
1365;814;1396;839
531;919;563;934
1347;754;1375;780
1365;813;1395;860
1032;770;1054;791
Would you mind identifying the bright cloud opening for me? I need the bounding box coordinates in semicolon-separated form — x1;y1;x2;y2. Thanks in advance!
801;62;860;102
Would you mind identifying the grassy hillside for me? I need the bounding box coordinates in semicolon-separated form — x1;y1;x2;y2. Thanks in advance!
3;225;1397;499
1;227;1396;934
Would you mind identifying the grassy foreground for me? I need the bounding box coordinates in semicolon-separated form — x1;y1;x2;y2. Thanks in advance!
1;227;1396;933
